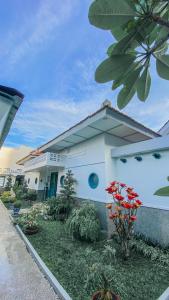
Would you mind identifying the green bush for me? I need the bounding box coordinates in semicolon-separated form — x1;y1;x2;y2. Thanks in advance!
47;196;70;221
27;190;37;202
1;191;11;203
67;202;101;242
14;200;22;209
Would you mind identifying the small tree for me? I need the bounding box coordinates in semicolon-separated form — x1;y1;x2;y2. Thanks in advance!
5;175;13;191
59;170;76;217
106;181;142;259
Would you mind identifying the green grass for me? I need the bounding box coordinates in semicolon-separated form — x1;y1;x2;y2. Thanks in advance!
28;220;169;300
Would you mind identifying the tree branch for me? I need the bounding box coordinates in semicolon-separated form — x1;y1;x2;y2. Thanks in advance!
151;14;169;29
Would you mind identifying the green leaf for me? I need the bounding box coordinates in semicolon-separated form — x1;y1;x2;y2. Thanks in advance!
107;44;117;57
156;55;169;80
137;66;151;101
154;186;169;197
112;61;138;90
117;66;142;109
95;54;135;83
88;0;136;30
111;32;138;54
111;26;127;41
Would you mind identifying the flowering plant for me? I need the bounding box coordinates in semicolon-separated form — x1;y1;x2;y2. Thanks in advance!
106;181;142;259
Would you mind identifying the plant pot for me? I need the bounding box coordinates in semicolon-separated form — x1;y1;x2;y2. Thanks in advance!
24;227;39;235
13;207;21;216
92;291;120;300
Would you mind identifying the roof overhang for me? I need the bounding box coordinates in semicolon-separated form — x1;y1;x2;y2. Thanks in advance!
17;105;160;165
0;85;24;147
38;106;159;153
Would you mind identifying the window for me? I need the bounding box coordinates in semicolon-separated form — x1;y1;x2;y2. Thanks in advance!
60;175;65;187
28;178;30;184
35;178;38;184
88;173;99;189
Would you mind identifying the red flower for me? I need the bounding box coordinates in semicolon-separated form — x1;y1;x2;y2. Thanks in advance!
110;181;116;186
109;213;117;219
106;186;117;194
136;200;142;205
120;183;126;187
130;215;137;222
106;203;112;209
121;202;132;209
126;187;133;193
114;194;124;201
128;194;136;200
130;192;139;197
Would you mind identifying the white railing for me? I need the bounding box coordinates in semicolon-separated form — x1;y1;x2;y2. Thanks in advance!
0;168;23;175
24;152;66;169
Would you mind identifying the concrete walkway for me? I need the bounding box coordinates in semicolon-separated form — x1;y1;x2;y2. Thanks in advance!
0;201;60;300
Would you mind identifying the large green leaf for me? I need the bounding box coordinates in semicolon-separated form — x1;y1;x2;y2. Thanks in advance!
111;32;138;54
88;0;136;30
111;26;127;41
95;54;135;83
154;186;169;197
117;66;142;109
112;61;139;90
156;55;169;80
137;66;151;101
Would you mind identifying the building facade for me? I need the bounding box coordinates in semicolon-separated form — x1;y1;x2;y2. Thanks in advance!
17;102;169;246
0;146;32;189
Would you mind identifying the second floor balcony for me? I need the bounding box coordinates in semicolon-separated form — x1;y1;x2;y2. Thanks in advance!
24;152;66;172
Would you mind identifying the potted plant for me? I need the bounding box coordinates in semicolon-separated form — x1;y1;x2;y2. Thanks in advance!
13;200;22;216
18;208;39;235
92;290;120;300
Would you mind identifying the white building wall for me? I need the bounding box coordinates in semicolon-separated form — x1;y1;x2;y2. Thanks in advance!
57;134;107;202
25;172;40;190
115;149;169;209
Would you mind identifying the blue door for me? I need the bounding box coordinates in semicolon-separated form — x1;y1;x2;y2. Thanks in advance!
49;172;58;198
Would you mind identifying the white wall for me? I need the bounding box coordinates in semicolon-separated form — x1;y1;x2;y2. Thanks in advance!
114;150;169;209
25;172;40;190
57;134;107;202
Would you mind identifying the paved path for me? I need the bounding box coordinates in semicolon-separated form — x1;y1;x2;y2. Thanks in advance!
0;201;60;300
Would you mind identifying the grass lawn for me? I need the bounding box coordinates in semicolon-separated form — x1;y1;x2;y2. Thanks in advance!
28;220;169;300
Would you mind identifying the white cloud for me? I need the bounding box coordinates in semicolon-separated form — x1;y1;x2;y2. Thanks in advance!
3;0;79;65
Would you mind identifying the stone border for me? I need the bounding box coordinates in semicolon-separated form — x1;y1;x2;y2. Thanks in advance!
158;287;169;300
15;224;72;300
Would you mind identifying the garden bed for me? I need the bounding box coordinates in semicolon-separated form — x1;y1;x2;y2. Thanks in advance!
28;219;169;300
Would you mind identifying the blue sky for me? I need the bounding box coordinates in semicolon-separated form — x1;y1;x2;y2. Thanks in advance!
2;0;169;149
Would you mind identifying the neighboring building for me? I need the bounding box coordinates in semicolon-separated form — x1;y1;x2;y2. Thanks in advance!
17;101;169;246
0;85;24;147
0;146;32;189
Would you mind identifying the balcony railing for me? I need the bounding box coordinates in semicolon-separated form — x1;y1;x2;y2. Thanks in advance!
24;152;66;171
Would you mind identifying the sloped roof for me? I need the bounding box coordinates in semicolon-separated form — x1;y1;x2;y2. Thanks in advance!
17;104;160;165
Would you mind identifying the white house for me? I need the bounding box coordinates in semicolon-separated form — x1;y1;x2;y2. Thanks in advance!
0;85;24;147
17;101;169;246
0;146;32;189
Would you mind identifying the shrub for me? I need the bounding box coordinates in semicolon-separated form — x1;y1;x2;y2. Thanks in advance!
1;191;11;203
67;202;101;242
106;181;143;259
18;207;40;234
27;190;37;202
5;175;13;191
47;196;70;221
14;200;22;209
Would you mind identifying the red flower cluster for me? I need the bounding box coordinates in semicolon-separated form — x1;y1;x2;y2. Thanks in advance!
105;181;142;223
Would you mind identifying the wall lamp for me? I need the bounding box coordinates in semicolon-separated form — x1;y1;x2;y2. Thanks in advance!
134;156;142;162
153;153;161;159
120;158;127;163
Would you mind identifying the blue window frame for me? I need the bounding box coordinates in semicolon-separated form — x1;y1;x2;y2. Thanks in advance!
88;173;99;189
60;175;65;187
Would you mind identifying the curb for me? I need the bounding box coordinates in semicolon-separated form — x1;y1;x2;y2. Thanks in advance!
15;224;72;300
158;288;169;300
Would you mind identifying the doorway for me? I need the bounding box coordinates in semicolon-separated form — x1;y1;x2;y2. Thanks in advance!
48;172;58;198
